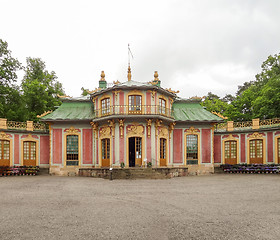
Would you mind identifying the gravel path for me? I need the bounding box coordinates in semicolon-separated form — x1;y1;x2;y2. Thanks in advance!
1;175;280;240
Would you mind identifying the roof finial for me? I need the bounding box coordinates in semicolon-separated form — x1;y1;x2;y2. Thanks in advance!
100;71;105;81
127;64;132;81
154;71;159;81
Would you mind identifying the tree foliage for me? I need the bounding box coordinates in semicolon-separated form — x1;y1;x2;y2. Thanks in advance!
21;57;65;121
202;53;280;121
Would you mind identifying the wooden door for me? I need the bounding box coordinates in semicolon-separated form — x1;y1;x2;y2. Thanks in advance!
0;140;10;166
135;137;142;167
160;138;167;166
23;141;36;166
101;138;110;167
249;139;263;164
224;141;237;165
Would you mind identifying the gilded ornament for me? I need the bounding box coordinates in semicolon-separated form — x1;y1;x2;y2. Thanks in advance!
0;131;11;140
37;110;53;118
249;132;264;139
185;126;199;134
66;126;79;134
127;124;144;136
100;126;111;138
165;88;179;94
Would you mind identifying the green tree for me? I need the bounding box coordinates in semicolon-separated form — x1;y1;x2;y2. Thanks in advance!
21;57;65;121
0;39;25;120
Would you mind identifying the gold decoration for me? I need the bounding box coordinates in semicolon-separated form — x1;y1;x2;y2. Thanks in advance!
154;71;159;81
37;111;53;118
148;80;159;86
108;120;115;138
90;122;99;139
169;97;174;105
165;88;179;94
100;71;105;81
155;119;162;136
127;124;144;136
185;126;199;134
146;119;152;138
66;126;79;134
112;90;121;100
158;126;168;138
190;96;203;100
168;122;176;138
249;132;264;139
211;111;228;120
113;80;121;85
100;126;111;138
57;94;72;99
128;65;132;81
148;90;156;99
0;131;11;140
88;88;101;94
118;119;125;138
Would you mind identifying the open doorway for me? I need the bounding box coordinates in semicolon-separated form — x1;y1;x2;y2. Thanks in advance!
129;137;142;167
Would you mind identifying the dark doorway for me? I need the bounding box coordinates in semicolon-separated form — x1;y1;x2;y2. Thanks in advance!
129;137;135;167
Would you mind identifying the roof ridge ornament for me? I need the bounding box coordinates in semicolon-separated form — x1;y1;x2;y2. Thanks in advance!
127;64;132;81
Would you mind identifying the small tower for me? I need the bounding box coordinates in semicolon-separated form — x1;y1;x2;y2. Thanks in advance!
99;71;107;89
127;64;132;81
153;71;161;87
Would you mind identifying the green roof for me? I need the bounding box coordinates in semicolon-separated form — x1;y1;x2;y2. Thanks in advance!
41;102;94;121
173;101;223;122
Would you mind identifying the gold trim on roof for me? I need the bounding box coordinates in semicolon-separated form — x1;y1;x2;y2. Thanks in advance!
211;111;228;120
165;88;179;94
37;110;53;118
57;94;72;99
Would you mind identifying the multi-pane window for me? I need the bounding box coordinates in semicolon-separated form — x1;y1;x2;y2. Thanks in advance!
0;140;10;160
225;141;237;159
135;137;142;159
249;140;263;159
186;134;198;164
66;135;79;166
101;139;110;160
160;138;166;159
101;98;110;116
23;141;36;160
159;98;166;115
128;95;142;113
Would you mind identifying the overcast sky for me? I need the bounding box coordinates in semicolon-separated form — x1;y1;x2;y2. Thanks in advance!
1;0;280;98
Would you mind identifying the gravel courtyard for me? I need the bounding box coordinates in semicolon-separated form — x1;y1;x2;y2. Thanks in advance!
1;175;280;240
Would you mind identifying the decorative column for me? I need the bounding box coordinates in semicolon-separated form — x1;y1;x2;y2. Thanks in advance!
118;119;125;138
146;119;152;138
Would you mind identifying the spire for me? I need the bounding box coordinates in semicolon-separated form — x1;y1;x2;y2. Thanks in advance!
127;64;132;81
99;71;107;89
153;71;161;87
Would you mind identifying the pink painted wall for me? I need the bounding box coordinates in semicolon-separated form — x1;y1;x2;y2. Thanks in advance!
14;134;19;165
214;135;221;163
267;132;273;163
40;135;50;164
52;129;62;164
119;91;124;114
201;129;211;163
119;135;124;163
173;129;183;163
240;134;246;163
83;129;93;164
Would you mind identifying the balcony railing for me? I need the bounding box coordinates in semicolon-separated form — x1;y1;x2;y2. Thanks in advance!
94;105;174;118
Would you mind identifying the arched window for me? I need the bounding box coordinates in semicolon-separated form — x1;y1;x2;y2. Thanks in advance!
224;140;237;165
159;98;166;115
249;139;263;164
101;98;110;116
186;134;198;164
0;140;10;166
66;135;79;166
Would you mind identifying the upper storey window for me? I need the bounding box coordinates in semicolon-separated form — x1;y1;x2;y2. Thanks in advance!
129;95;142;113
101;98;110;116
159;98;166;115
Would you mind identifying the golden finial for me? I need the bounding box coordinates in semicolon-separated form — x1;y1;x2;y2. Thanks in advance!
127;65;132;81
154;71;159;81
100;71;105;81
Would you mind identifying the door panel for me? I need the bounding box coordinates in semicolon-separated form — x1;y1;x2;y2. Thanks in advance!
249;139;263;164
101;139;110;167
160;138;167;166
0;140;10;166
225;141;237;165
23;141;36;166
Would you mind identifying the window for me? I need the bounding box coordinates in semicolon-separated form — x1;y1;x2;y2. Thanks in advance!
135;137;142;159
101;139;110;160
249;139;263;164
160;138;166;159
23;141;36;161
186;135;198;164
224;140;237;165
159;98;166;115
101;98;110;116
0;140;10;164
128;95;142;113
66;135;79;166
